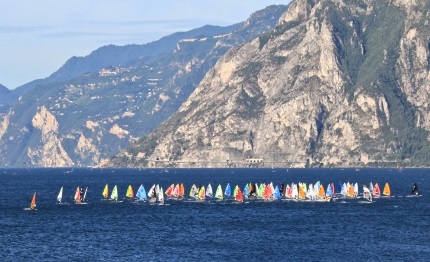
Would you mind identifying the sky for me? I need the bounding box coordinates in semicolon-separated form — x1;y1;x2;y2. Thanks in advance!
0;0;291;89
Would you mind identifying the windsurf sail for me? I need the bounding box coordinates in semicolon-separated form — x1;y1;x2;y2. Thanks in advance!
136;184;147;201
102;184;109;199
111;185;118;201
126;185;134;199
215;184;223;200
30;192;36;210
225;183;231;197
412;183;419;195
383;183;390;197
83;187;88;202
57;186;63;203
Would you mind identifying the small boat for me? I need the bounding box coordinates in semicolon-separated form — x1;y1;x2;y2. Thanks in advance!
179;183;185;199
215;184;223;200
136;184;147;201
383;183;391;197
347;184;356;198
362;185;372;202
411;183;419;196
148;184;157;203
126;185;134;199
110;185;119;201
102;184;109;200
189;184;199;200
274;186;281;200
25;192;37;210
57;186;63;203
172;184;180;199
74;186;88;204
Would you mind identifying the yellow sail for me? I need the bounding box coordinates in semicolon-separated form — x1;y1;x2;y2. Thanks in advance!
347;185;355;197
126;185;134;198
383;183;391;196
102;184;109;199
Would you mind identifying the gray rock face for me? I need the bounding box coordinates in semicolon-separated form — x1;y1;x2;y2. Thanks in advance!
113;0;430;168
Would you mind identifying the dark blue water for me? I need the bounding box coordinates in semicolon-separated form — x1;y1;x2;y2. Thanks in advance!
1;168;429;261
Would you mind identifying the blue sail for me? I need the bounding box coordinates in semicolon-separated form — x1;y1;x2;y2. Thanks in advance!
225;183;231;197
136;184;147;201
326;184;333;196
337;182;342;193
274;186;281;199
243;183;249;196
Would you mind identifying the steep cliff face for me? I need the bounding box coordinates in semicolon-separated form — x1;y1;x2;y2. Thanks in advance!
0;5;288;167
114;0;430;168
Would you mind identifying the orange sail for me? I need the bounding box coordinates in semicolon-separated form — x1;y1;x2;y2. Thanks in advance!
30;192;36;210
383;183;391;197
172;184;179;198
126;185;134;198
298;186;306;200
347;185;355;197
262;184;272;200
318;185;325;198
179;183;185;198
235;188;244;203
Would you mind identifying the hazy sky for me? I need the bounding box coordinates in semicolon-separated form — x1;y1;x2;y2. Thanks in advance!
0;0;291;89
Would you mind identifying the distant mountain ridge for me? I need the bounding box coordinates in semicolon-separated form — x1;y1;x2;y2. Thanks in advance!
0;5;288;167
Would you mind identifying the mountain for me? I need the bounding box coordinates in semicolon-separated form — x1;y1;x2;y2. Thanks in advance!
13;25;239;96
110;0;430;168
0;84;18;112
0;5;288;167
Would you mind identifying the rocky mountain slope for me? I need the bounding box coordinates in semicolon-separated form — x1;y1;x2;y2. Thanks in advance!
111;0;430;168
0;5;288;167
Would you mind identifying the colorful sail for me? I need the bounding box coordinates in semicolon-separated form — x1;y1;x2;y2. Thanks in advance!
274;186;281;199
318;185;325;198
233;185;239;198
326;184;333;197
215;184;223;200
111;185;118;201
102;184;109;199
179;183;185;198
243;183;249;196
225;183;231;197
136;185;147;201
235;187;244;203
373;183;381;197
165;184;174;198
347;184;355;198
285;184;292;198
198;186;206;201
30;192;37;210
189;184;199;199
57;186;63;203
383;183;391;197
298;186;306;200
126;185;134;199
172;184;179;198
74;186;81;203
258;183;265;197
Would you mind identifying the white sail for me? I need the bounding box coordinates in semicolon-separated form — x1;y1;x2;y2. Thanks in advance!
215;184;223;200
57;186;63;203
354;183;359;196
206;183;213;197
83;187;88;202
341;183;348;196
292;183;298;199
158;187;164;204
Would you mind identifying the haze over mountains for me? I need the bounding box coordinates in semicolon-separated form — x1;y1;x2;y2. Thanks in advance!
0;5;288;167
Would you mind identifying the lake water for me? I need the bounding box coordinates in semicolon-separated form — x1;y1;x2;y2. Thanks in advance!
0;168;429;261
